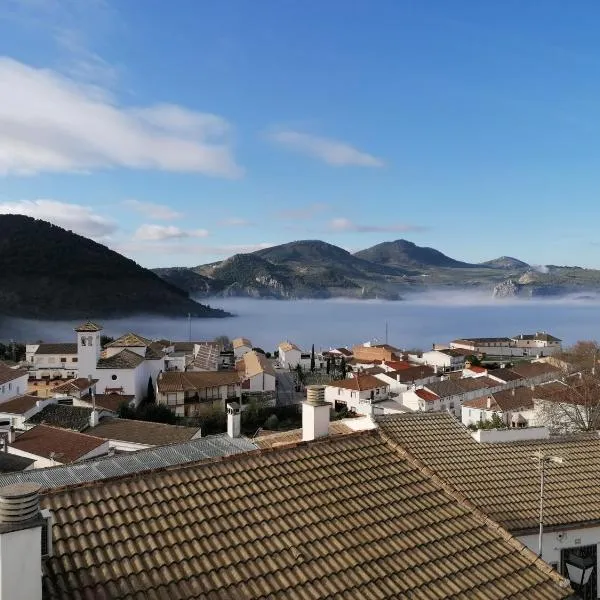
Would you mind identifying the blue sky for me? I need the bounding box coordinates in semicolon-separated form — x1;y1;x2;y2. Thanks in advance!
1;0;600;268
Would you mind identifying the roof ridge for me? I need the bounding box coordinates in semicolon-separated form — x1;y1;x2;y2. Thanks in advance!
377;428;572;592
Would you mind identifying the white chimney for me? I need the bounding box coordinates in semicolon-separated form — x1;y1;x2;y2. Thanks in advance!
303;386;330;442
227;402;241;438
89;410;99;428
0;483;44;600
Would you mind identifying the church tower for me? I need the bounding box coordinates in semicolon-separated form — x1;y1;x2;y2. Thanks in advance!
74;321;103;380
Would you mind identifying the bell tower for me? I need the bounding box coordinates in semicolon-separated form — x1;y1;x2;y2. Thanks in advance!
74;321;103;380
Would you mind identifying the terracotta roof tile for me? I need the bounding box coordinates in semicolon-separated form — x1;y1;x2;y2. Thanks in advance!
242;351;276;378
52;378;98;394
40;431;571;599
105;333;153;348
0;394;39;415
25;404;94;432
74;321;103;332
10;424;106;462
415;389;439;402
157;371;241;393
87;418;201;445
0;363;27;386
378;412;600;533
232;337;252;349
82;393;134;412
510;362;561;378
328;374;388;391
96;349;145;369
34;343;77;355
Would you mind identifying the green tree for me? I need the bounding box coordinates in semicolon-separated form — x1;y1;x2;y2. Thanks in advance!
310;344;315;372
146;376;155;403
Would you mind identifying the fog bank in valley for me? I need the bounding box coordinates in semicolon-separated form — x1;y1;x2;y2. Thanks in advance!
1;293;599;352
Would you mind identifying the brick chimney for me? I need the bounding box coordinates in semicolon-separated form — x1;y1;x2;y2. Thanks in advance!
0;483;45;600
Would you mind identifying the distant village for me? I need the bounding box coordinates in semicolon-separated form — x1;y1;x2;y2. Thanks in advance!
1;321;600;599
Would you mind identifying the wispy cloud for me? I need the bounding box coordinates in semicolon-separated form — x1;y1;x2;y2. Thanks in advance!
329;217;426;233
115;240;275;264
276;203;330;220
133;225;209;241
0;199;116;238
0;57;242;177
123;199;182;221
268;130;384;167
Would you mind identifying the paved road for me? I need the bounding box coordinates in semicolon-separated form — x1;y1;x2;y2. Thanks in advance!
275;369;303;406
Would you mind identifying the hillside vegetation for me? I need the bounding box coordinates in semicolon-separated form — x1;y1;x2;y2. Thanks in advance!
0;215;229;319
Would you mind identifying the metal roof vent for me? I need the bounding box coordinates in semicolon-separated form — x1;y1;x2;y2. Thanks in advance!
0;483;41;525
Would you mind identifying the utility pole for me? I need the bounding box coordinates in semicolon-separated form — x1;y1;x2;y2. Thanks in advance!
533;450;563;558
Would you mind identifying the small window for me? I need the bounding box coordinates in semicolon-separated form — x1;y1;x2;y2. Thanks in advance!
111;374;118;381
72;358;78;363
60;358;66;363
167;393;177;406
8;383;11;391
41;509;53;559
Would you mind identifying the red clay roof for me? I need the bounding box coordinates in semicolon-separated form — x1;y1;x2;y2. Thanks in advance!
0;394;39;415
415;389;439;402
10;425;106;462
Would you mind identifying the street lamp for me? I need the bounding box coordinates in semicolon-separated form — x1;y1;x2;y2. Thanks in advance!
532;450;563;559
564;553;595;599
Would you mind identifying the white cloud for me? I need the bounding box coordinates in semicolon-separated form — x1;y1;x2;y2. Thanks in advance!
123;199;181;220
329;218;425;233
0;57;242;177
133;224;209;241
0;199;116;238
268;130;384;167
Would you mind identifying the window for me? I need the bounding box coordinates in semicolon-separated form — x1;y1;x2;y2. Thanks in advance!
167;393;177;406
111;374;118;381
8;383;11;391
41;509;53;559
72;358;78;363
60;358;66;363
81;338;87;347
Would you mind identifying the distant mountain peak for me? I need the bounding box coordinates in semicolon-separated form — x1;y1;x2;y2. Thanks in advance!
481;256;530;269
354;239;474;269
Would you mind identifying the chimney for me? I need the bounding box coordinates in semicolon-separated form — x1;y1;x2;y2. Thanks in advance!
303;386;330;442
227;402;241;438
0;483;44;600
89;410;100;428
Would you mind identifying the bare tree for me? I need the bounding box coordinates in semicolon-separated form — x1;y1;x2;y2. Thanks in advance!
535;371;600;433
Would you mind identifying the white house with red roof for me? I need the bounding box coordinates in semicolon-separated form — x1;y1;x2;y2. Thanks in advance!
324;374;390;415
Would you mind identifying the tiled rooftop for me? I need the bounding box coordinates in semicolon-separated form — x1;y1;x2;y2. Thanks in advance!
34;343;78;355
10;424;106;463
52;378;97;395
0;363;27;385
25;404;94;432
378;412;600;533
157;371;241;393
0;394;39;415
328;374;387;391
87;418;201;445
96;349;145;370
0;452;35;472
0;434;257;489
105;333;153;348
40;430;570;599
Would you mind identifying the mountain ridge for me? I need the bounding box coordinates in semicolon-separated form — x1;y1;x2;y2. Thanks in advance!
154;238;600;300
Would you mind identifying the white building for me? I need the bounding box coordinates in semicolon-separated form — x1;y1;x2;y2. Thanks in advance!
0;395;56;431
324;375;390;416
374;365;437;395
449;332;562;358
156;371;242;417
410;349;466;372
232;337;253;359
238;351;276;393
461;387;536;428
0;364;28;404
27;343;78;379
75;323;165;406
278;341;302;369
